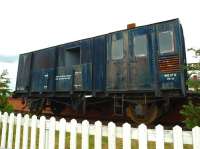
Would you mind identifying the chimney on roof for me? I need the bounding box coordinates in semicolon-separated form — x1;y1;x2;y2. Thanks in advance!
127;23;136;29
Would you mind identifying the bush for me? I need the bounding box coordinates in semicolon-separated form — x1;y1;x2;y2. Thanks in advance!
180;101;200;129
187;79;200;92
0;70;13;113
180;48;200;129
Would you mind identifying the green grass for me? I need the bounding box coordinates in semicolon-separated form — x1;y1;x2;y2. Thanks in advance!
0;125;193;149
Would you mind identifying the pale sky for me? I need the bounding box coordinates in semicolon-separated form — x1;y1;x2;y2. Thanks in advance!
0;0;200;89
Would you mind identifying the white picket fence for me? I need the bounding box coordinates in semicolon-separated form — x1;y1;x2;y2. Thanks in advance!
0;112;199;149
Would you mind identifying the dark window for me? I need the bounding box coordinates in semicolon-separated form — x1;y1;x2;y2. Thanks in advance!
134;34;148;57
159;31;174;54
111;38;123;60
64;47;80;68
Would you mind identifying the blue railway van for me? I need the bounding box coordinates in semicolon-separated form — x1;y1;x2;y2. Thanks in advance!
14;18;187;123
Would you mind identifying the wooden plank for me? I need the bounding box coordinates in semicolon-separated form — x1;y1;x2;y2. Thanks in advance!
70;119;77;149
59;118;66;149
192;126;200;149
155;125;164;149
7;113;15;149
0;112;8;149
138;124;147;149
39;116;46;149
22;114;30;149
30;115;37;149
173;126;183;149
108;122;116;149
82;120;90;149
15;113;22;149
49;117;56;149
122;123;131;149
94;121;102;149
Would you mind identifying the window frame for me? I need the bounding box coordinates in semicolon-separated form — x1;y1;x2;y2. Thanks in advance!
133;34;148;57
111;38;124;60
158;31;175;54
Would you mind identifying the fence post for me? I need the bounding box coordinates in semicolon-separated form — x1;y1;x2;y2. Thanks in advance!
173;125;183;149
49;117;56;149
30;115;37;149
39;116;46;149
94;121;102;149
138;124;147;149
108;122;116;149
22;114;30;149
122;123;131;149
192;126;200;149
0;112;8;149
15;113;22;149
70;119;77;149
155;125;164;149
7;113;15;149
59;118;66;149
82;120;89;149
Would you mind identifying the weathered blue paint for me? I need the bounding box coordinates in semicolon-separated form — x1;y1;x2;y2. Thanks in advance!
56;66;73;91
155;19;186;95
81;63;92;90
15;18;187;97
93;36;106;91
160;72;181;89
31;68;54;92
15;53;32;93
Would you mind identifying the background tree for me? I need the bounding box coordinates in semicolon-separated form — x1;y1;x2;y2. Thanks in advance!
0;70;13;113
180;48;200;128
187;48;200;92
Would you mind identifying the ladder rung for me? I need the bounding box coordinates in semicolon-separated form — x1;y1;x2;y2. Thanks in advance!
115;105;123;108
114;95;124;115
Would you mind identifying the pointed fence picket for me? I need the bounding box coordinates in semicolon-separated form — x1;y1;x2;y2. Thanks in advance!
39;116;46;149
58;118;66;149
192;126;200;149
49;117;56;149
70;119;77;149
173;125;183;149
0;111;199;149
30;115;37;149
1;112;8;149
94;121;102;149
15;113;22;149
155;125;164;149
7;113;15;149
108;122;116;149
138;124;148;149
82;120;89;149
122;123;131;149
22;114;29;149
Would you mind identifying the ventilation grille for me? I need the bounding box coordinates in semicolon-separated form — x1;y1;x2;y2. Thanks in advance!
159;56;180;73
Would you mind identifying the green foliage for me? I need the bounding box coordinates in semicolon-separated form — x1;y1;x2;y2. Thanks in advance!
180;48;200;128
180;101;200;129
187;79;200;92
187;63;200;72
187;48;200;92
0;70;13;113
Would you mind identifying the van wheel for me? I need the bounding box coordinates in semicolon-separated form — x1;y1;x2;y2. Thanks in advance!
126;103;159;124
